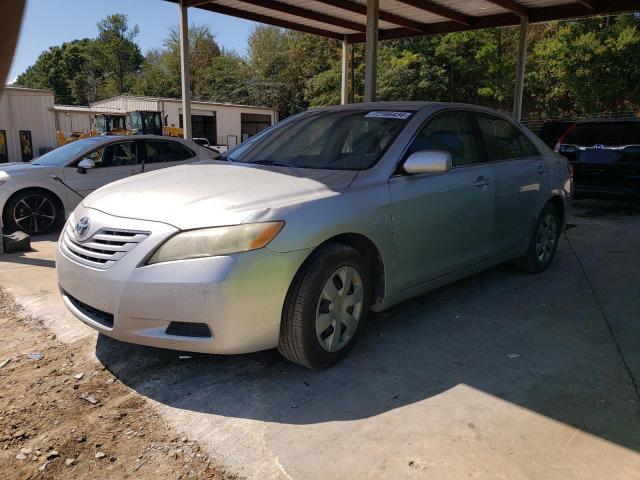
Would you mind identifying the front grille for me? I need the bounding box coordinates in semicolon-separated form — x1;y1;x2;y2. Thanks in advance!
165;322;212;338
61;224;149;269
63;290;114;328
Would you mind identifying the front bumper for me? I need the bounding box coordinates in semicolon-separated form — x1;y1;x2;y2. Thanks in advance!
57;207;311;354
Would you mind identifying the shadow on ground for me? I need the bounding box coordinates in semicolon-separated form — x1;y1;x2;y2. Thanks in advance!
96;221;640;453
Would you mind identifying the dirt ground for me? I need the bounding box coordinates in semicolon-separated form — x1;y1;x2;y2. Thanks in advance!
0;288;234;480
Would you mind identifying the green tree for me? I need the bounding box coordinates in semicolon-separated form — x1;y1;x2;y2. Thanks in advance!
95;14;143;95
15;39;99;104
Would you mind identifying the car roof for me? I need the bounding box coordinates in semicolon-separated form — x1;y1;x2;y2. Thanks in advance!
311;101;513;118
87;134;191;142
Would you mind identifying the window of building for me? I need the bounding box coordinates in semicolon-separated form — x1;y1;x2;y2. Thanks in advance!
19;131;33;162
180;114;217;145
241;113;271;142
0;130;7;163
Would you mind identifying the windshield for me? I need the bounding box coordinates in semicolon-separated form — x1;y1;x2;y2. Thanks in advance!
228;110;412;170
31;138;104;166
564;122;640;146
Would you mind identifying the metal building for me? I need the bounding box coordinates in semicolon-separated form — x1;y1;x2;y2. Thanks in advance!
0;86;56;163
87;95;278;147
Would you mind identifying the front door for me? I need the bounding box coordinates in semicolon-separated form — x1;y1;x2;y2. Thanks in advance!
389;110;494;292
63;140;142;197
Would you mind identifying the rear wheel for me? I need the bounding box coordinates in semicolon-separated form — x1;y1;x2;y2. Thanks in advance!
278;243;369;369
515;203;561;273
3;190;61;235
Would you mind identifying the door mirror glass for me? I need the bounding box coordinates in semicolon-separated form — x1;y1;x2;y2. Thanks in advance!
403;150;451;175
77;158;95;174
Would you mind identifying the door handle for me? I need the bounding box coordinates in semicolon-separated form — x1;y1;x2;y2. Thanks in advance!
474;176;491;188
537;165;548;175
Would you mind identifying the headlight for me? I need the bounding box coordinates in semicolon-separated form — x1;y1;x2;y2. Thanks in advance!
147;221;284;265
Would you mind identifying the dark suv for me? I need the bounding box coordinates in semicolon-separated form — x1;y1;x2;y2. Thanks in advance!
556;119;640;198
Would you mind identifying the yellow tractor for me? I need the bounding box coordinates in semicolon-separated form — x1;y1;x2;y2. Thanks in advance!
56;111;183;146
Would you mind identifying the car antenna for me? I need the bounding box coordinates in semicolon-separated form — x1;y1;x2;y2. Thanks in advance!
51;175;85;199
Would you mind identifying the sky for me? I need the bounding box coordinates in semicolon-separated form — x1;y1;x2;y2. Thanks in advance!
9;0;256;82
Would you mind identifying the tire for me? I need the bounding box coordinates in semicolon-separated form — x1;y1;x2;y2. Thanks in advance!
515;203;561;273
278;243;370;369
2;189;62;235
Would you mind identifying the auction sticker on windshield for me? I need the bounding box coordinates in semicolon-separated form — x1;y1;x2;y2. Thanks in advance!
365;111;412;120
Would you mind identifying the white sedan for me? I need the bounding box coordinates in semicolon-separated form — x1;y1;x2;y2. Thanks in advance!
0;135;215;235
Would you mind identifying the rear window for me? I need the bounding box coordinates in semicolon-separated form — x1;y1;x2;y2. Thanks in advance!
564;122;640;146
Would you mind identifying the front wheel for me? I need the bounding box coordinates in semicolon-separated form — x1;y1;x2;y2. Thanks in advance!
515;203;561;273
278;243;370;369
3;190;62;235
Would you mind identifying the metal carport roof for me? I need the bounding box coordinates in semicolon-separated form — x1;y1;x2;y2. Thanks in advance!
162;0;640;138
165;0;639;41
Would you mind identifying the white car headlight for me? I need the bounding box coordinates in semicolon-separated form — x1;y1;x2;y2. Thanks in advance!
147;221;284;265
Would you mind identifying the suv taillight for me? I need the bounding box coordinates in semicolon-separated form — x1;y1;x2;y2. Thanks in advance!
555;123;577;153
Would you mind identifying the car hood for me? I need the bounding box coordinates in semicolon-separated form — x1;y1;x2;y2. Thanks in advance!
0;162;52;175
83;161;357;230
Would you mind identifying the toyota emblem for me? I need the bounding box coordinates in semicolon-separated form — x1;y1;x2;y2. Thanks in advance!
75;217;90;238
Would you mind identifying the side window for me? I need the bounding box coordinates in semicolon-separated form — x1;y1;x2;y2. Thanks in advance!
88;142;137;168
476;114;540;161
407;111;479;167
144;141;195;164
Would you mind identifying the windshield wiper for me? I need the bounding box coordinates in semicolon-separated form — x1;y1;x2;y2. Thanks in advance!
248;160;292;167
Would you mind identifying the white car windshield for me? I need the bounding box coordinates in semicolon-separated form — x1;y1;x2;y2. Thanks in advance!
228;110;412;171
31;138;106;166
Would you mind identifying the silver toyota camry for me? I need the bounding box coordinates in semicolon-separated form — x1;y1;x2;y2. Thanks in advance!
56;102;572;369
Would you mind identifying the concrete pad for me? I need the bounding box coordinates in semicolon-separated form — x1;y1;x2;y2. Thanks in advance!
1;204;639;479
0;232;93;343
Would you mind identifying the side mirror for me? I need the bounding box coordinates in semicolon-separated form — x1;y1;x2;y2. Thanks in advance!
77;158;95;174
403;150;452;175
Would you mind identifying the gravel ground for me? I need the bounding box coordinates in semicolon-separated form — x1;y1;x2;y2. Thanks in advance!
0;287;235;480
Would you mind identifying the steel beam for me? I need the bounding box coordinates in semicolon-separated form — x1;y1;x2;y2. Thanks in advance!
364;0;379;103
341;36;350;104
179;0;192;139
512;17;529;121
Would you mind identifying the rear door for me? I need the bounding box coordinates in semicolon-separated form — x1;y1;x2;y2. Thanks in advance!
389;110;494;292
140;139;198;173
474;113;549;255
63;140;142;196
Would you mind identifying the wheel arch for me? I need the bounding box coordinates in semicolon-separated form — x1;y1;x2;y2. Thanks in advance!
297;232;387;309
547;194;566;228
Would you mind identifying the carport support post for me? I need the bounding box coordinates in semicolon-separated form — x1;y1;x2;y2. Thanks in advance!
512;17;529;122
341;35;350;105
364;0;379;103
179;0;192;139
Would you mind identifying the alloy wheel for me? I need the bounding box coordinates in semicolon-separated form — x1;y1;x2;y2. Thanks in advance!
13;195;56;234
315;265;364;352
535;213;557;264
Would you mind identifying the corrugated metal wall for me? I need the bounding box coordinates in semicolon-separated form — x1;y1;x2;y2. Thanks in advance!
0;87;56;162
93;96;276;146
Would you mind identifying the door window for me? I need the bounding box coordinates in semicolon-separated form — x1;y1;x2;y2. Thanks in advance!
19;130;33;162
476;114;539;161
143;140;195;164
407;111;479;167
0;130;7;163
86;142;137;168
